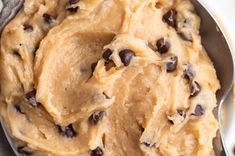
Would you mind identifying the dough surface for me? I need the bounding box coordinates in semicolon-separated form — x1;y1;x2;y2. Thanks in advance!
0;0;220;155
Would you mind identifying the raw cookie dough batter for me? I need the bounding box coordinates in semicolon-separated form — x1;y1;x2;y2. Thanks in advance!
0;0;220;155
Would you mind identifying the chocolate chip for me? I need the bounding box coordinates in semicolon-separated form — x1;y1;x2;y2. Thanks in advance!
43;13;56;24
156;38;170;54
233;145;235;154
58;124;77;138
177;109;186;118
190;81;201;97
14;104;24;114
91;147;103;156
104;60;115;71
23;24;33;32
17;146;33;156
119;49;135;66
166;56;178;72
89;111;106;124
163;9;177;28
69;0;80;5
183;65;194;81
67;6;79;12
193;104;205;116
25;89;40;107
102;49;113;61
91;62;98;73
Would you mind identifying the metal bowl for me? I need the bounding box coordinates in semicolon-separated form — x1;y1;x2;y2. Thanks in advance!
0;0;234;155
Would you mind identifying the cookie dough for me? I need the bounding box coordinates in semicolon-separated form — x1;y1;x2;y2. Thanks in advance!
0;0;220;155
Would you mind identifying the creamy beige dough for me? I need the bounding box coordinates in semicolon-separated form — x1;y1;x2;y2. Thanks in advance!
0;0;220;155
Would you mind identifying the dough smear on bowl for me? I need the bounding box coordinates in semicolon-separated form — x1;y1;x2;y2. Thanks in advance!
0;0;220;155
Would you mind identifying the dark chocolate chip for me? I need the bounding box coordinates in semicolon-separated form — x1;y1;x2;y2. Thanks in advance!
119;49;135;66
17;146;33;156
233;145;235;155
166;56;178;72
89;111;106;124
156;38;170;54
177;109;186;118
162;9;177;28
14;104;24;114
43;13;56;24
102;49;113;61
67;6;79;12
193;104;205;116
104;60;115;71
183;65;194;81
58;124;77;138
190;81;201;97
23;24;33;32
91;62;98;73
25;89;40;107
91;147;103;156
69;0;80;5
